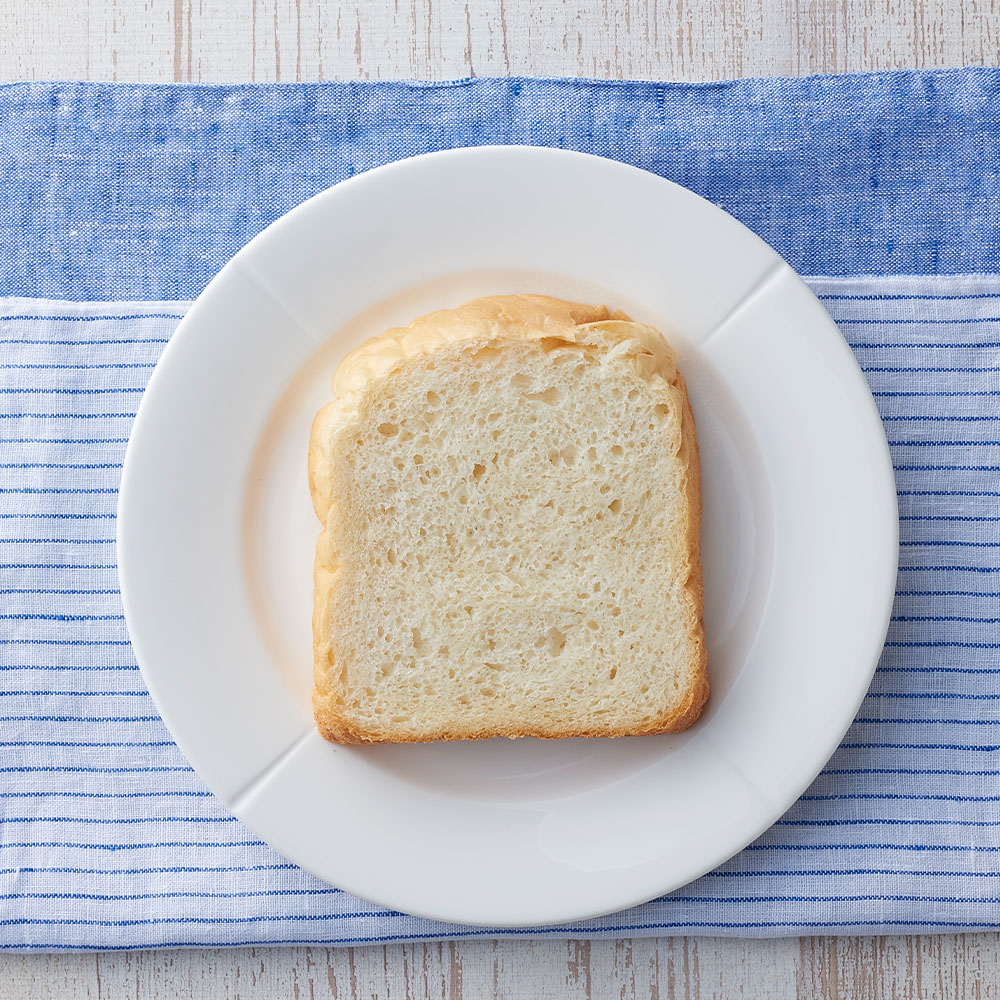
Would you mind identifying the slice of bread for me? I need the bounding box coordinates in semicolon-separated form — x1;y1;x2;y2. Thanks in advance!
309;295;707;743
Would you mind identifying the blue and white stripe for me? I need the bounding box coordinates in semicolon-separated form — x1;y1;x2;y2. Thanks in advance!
0;276;998;948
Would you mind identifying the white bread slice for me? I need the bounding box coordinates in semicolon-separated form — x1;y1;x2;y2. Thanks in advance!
309;295;707;743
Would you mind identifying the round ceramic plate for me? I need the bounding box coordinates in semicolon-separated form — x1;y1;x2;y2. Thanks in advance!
118;146;898;927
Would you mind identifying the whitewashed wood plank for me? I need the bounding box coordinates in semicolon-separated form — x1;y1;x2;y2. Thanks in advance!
3;0;995;83
5;935;1000;998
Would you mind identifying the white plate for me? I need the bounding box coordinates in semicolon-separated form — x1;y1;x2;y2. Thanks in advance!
118;146;898;927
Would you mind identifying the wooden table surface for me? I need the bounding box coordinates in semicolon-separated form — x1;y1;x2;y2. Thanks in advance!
3;0;999;996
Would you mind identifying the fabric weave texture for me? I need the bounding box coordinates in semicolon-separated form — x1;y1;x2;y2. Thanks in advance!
1;69;999;949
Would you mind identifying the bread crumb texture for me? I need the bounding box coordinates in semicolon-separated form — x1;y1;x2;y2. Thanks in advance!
309;295;706;743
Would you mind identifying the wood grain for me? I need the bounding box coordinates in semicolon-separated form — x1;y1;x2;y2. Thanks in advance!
2;0;998;83
4;935;1000;998
2;0;1000;996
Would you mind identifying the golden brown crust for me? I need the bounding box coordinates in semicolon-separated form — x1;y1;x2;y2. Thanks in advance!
309;294;707;744
650;373;709;734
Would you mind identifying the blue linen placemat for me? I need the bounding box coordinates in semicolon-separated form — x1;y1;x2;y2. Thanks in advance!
1;69;999;951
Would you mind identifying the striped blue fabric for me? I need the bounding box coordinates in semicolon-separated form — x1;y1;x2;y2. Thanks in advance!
2;71;1000;950
2;282;999;950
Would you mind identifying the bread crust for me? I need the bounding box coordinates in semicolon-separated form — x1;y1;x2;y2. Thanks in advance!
310;295;707;744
